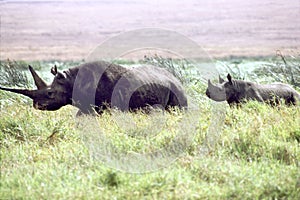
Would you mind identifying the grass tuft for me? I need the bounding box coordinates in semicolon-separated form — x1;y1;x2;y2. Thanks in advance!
0;59;30;88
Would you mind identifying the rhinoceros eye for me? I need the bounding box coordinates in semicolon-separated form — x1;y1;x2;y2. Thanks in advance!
47;91;55;98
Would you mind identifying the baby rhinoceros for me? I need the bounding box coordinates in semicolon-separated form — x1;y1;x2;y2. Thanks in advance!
206;73;300;106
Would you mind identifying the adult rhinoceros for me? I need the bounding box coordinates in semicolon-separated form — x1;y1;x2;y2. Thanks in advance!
0;61;188;115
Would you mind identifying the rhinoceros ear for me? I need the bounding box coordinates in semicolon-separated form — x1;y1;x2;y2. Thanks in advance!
51;65;66;81
56;71;66;80
219;75;225;83
227;74;233;84
51;65;58;76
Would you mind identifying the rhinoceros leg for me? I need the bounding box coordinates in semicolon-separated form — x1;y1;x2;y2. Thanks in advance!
285;93;298;106
250;90;264;102
167;90;188;110
75;108;102;117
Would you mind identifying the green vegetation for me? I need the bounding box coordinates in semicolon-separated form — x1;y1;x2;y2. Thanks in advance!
0;59;30;88
254;51;300;88
217;51;300;88
0;59;300;199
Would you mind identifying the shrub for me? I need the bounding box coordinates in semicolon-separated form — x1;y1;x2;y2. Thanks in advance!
254;51;300;88
0;59;30;88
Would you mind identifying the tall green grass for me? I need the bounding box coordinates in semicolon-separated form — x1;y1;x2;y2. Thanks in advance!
0;90;299;199
0;58;300;199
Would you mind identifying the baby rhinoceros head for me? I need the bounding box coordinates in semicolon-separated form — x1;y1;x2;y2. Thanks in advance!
206;74;238;102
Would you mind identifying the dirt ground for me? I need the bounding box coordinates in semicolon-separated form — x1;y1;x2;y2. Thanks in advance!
1;0;300;61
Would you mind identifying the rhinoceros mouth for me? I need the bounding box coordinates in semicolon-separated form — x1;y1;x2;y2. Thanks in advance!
33;102;46;110
33;101;61;111
205;89;210;98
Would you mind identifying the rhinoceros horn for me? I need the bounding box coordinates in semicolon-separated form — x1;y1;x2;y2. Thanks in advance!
208;79;213;88
0;86;39;99
0;65;46;99
219;75;225;83
28;65;48;89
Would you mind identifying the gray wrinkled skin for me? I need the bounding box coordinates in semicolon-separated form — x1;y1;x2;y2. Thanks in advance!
0;61;187;115
206;74;300;106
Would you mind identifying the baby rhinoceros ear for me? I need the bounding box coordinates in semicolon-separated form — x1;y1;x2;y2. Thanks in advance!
227;73;233;84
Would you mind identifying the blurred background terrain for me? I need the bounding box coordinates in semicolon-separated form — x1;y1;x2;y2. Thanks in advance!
1;0;300;61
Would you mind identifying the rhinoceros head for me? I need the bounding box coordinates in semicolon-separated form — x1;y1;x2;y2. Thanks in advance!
206;74;236;102
0;65;73;111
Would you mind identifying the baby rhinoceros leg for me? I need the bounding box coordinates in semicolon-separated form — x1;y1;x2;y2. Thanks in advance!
286;93;299;106
245;88;264;103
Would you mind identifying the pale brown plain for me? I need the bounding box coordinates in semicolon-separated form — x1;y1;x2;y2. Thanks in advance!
1;0;300;61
